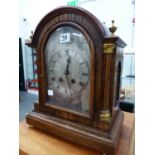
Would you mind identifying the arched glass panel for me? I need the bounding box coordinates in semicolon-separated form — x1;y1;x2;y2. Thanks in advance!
45;26;90;114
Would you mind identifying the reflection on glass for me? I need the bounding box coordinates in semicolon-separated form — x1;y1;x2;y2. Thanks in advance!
45;26;90;114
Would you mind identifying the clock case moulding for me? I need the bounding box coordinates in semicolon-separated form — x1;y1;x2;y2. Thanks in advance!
25;6;126;155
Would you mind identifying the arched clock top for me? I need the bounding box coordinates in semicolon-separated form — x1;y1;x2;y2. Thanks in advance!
28;6;111;48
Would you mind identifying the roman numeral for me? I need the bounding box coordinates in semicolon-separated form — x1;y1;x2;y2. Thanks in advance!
80;62;85;65
50;68;54;71
79;82;83;86
82;73;88;76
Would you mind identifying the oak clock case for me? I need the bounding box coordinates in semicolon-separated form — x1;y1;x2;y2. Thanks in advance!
26;6;126;155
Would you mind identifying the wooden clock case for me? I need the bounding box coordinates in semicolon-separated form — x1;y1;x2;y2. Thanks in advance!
26;6;126;155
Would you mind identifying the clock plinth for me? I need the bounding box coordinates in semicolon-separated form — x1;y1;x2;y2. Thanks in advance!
26;108;123;155
25;6;126;155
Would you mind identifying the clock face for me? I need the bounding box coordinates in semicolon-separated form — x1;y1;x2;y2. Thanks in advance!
45;26;90;114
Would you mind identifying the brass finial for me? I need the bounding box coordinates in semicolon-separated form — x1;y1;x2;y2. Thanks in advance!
109;20;117;36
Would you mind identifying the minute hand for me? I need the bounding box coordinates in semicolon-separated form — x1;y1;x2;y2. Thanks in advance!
64;56;73;101
65;74;73;102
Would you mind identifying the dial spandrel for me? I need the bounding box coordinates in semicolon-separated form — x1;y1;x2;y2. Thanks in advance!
45;26;90;114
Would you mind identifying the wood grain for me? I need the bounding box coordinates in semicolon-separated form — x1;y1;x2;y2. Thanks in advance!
25;6;127;155
20;112;134;155
27;6;126;131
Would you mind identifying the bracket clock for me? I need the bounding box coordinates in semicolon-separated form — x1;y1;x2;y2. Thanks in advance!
26;6;126;155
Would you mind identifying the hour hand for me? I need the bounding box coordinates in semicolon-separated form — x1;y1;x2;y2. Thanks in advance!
64;63;69;75
64;56;71;75
67;56;71;64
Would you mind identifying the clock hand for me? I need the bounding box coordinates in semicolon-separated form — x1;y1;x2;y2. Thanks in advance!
64;56;71;75
64;56;73;102
65;74;73;102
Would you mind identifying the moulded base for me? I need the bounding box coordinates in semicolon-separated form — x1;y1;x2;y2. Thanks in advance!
26;110;123;155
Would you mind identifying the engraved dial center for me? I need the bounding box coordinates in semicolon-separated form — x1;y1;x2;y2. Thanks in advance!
49;51;89;99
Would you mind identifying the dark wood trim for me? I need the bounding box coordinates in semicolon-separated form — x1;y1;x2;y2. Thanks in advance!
45;103;90;119
104;36;127;48
30;6;106;48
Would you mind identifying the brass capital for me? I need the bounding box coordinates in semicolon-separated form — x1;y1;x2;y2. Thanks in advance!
103;43;116;54
100;110;111;122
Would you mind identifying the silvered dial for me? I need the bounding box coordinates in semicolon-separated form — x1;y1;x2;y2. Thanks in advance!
49;48;89;98
45;26;90;112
